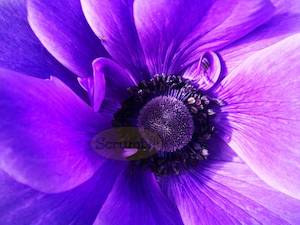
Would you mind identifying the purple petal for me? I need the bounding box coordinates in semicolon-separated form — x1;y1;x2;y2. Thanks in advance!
0;161;124;224
91;58;137;112
0;0;83;94
81;0;149;81
160;138;300;225
221;12;300;74
0;69;112;193
216;34;300;199
183;51;221;91
271;0;300;14
133;0;274;74
27;0;107;77
94;167;184;225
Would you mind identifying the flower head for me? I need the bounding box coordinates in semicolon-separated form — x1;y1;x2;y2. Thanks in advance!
0;0;300;224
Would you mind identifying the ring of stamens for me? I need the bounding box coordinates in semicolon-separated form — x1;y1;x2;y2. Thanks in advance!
113;74;220;176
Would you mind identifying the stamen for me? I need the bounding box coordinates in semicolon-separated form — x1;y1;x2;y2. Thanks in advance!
113;75;220;176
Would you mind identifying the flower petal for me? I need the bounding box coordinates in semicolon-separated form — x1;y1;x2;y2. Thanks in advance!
91;58;137;112
0;0;82;92
160;138;300;225
0;69;111;193
27;0;107;77
81;0;149;81
271;0;300;14
0;161;124;224
216;34;300;199
133;0;274;74
221;12;300;74
94;167;184;225
183;51;222;91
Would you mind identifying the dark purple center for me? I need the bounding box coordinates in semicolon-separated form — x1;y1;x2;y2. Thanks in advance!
138;96;194;152
112;75;220;175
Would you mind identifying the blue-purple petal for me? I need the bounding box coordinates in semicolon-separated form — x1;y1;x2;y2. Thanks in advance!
0;161;124;224
0;0;83;95
0;69;112;193
94;167;184;225
81;0;149;81
27;0;108;77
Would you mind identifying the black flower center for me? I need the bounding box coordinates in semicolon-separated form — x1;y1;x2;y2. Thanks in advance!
113;75;220;175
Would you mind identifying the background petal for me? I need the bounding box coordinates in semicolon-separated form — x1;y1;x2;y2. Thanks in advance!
94;167;184;225
0;0;83;96
0;69;111;193
0;161;123;224
221;12;300;75
216;34;300;199
133;0;274;74
81;0;149;81
28;0;107;77
160;138;300;225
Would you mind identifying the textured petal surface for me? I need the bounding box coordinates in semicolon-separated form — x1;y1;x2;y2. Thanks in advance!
0;69;111;193
0;0;83;95
0;161;124;225
133;0;274;74
221;12;300;74
81;0;148;81
216;34;300;199
28;0;107;77
160;138;300;225
94;167;184;225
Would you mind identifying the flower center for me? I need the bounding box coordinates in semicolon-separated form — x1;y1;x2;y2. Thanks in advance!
137;96;194;152
113;75;220;175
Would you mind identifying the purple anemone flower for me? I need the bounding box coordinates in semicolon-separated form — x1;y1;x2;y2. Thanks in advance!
1;0;300;224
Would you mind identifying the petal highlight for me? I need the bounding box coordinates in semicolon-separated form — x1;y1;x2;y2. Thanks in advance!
221;12;300;74
216;34;300;199
160;139;300;225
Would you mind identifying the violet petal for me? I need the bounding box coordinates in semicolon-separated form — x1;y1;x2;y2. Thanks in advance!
0;69;112;193
81;0;149;81
133;0;274;74
0;0;83;96
216;34;300;199
160;138;300;225
27;0;107;77
183;51;221;91
0;161;124;224
221;12;300;74
94;167;184;225
91;58;137;112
